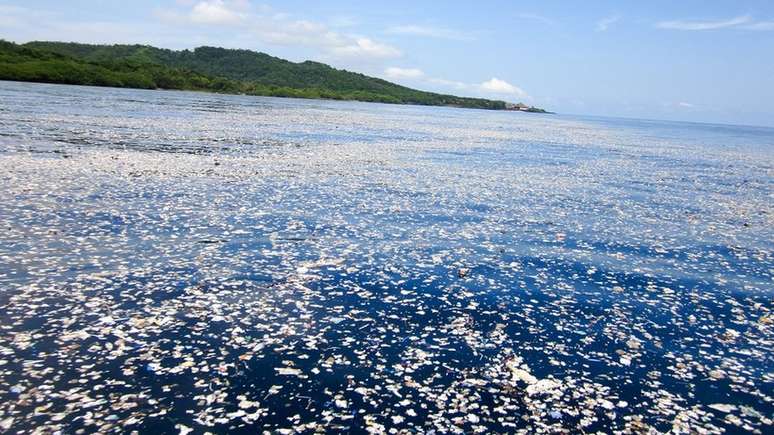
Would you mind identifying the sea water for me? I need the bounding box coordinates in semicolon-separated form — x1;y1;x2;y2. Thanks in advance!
0;81;772;433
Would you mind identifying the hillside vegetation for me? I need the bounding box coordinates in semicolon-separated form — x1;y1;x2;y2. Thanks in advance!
0;40;523;110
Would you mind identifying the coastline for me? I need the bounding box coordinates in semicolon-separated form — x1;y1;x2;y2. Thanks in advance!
0;78;554;113
0;40;551;113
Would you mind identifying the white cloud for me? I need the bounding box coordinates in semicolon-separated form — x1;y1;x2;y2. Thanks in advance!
655;14;774;31
516;13;555;26
678;102;695;108
479;78;527;97
385;73;530;101
656;15;751;30
154;1;402;61
328;38;402;59
386;25;474;41
385;67;425;79
424;77;530;100
596;15;620;32
190;0;248;25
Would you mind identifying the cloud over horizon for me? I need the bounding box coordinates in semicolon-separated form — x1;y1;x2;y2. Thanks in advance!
384;67;425;79
156;0;403;60
389;71;529;100
189;0;248;25
655;15;774;31
479;77;527;97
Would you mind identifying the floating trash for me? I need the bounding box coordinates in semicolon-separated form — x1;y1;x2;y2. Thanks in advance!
0;81;772;433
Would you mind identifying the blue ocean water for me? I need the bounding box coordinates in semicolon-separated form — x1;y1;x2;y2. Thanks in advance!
0;81;772;433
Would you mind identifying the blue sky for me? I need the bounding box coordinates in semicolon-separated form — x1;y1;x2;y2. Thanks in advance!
1;0;773;126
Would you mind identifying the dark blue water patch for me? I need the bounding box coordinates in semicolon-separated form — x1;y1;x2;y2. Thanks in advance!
1;247;771;434
514;233;773;283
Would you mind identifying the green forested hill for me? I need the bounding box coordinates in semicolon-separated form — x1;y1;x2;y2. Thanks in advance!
0;40;516;110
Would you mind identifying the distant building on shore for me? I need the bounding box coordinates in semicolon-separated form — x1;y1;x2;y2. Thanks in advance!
505;102;530;111
504;102;549;113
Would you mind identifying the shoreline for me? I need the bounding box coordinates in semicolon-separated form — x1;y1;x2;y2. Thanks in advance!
0;79;555;113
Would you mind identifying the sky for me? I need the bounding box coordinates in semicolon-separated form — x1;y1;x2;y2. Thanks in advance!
1;0;773;126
